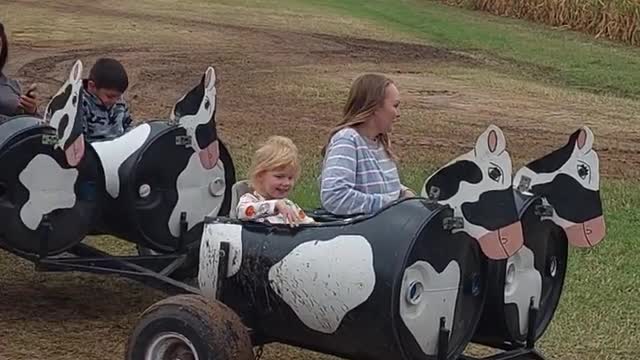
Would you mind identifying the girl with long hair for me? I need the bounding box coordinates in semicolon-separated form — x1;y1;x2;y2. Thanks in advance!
320;73;415;215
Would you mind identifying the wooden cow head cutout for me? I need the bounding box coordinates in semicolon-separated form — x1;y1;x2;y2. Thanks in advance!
513;126;605;247
422;125;524;260
170;66;219;170
43;60;85;167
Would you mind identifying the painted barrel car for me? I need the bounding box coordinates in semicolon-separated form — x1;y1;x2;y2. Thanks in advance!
126;122;606;360
90;66;235;252
0;61;104;256
126;126;509;360
194;127;519;360
473;126;605;347
0;61;236;257
214;127;519;360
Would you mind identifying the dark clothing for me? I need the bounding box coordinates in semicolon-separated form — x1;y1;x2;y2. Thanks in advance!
0;73;21;120
81;80;133;141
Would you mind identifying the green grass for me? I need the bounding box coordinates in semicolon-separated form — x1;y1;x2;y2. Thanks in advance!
290;0;640;99
541;180;640;358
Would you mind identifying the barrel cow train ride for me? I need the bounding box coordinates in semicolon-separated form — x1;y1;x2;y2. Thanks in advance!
126;122;606;357
0;61;606;360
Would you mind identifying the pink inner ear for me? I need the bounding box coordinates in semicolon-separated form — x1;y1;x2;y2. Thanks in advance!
577;129;587;149
488;130;498;153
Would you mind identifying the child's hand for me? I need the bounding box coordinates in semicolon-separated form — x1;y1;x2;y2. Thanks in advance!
276;200;302;227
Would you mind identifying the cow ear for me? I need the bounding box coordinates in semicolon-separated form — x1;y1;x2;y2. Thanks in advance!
575;126;594;154
204;67;216;92
169;103;178;122
475;125;506;157
69;60;83;83
169;90;187;122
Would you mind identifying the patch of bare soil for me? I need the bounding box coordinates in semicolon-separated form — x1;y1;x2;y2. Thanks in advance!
1;1;638;360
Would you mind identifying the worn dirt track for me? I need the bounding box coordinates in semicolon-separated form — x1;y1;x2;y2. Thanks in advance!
1;0;638;359
6;0;639;177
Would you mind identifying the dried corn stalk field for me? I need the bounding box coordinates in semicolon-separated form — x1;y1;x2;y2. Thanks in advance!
443;0;640;45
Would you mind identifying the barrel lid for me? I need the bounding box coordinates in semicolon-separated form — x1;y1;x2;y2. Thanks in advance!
396;206;487;360
0;116;45;150
0;128;104;256
473;198;567;347
504;205;568;344
123;126;234;252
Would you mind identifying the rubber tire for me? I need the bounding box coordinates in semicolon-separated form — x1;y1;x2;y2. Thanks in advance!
125;294;253;360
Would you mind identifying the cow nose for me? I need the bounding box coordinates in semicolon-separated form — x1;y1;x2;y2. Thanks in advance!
476;221;524;260
198;140;220;170
564;215;606;247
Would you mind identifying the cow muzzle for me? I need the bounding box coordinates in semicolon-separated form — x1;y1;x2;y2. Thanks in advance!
199;140;220;170
563;215;606;247
477;221;524;260
64;135;85;167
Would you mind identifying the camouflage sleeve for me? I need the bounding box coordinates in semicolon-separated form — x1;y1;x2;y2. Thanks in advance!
114;99;133;130
80;97;90;135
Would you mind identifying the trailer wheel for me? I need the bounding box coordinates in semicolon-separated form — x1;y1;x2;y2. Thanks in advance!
126;294;253;360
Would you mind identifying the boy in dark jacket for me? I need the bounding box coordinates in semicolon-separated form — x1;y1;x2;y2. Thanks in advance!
81;58;133;141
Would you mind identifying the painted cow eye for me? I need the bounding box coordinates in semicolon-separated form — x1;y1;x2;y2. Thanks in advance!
577;163;590;179
488;166;502;182
204;98;210;110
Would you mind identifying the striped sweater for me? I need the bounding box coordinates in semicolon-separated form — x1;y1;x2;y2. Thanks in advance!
320;127;407;215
